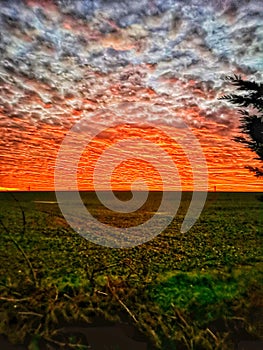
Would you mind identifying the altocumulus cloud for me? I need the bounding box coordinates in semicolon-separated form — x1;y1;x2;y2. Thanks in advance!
0;0;262;190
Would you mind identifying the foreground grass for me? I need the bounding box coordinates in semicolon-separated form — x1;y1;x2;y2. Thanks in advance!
0;191;262;349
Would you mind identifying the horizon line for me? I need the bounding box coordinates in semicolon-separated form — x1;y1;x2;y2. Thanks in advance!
0;190;262;193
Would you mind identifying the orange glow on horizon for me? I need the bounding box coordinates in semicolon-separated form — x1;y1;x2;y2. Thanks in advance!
1;120;262;193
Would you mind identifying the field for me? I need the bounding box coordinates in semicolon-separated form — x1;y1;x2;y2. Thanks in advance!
0;191;262;349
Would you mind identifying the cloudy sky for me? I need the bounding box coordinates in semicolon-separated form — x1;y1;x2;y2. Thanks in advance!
0;0;263;191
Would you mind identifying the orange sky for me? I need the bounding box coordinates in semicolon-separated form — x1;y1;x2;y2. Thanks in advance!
1;106;262;192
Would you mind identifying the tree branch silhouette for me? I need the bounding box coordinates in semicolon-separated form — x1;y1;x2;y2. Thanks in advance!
219;75;263;177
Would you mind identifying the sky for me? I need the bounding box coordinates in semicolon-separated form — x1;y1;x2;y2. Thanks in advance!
0;0;263;192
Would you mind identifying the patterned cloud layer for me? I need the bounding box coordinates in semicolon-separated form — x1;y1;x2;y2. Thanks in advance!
0;0;263;191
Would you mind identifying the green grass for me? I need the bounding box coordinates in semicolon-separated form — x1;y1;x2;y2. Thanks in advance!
0;191;262;349
149;268;262;321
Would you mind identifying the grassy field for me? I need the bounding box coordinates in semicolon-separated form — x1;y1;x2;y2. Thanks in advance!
0;191;262;349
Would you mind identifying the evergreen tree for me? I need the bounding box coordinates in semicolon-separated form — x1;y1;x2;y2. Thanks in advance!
219;75;263;177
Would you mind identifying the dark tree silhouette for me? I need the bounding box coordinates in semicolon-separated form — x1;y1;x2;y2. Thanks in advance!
219;74;263;177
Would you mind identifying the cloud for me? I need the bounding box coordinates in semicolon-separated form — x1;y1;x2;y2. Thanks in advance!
0;0;262;190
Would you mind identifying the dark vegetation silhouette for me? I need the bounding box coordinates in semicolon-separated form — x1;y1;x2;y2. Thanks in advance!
219;74;263;178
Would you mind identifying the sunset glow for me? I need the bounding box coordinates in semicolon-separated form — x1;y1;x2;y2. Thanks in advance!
1;0;262;192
